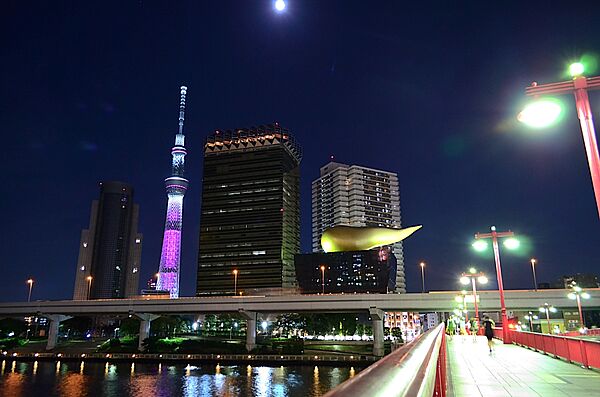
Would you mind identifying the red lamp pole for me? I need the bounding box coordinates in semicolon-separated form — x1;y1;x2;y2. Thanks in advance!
471;278;479;320
576;294;584;329
475;226;514;344
525;74;600;218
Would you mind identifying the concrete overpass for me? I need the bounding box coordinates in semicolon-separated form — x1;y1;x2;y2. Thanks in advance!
1;288;597;355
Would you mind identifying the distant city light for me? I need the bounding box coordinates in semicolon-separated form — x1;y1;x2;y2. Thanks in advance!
275;0;286;12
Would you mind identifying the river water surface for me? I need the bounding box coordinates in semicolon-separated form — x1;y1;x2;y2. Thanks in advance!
0;360;359;397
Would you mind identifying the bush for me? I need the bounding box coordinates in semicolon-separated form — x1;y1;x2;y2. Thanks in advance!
0;337;26;350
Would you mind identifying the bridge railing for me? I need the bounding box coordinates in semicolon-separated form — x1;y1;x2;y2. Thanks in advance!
494;329;600;370
324;323;447;397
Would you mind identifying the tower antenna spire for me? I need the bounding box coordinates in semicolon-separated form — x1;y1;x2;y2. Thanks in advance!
178;85;187;135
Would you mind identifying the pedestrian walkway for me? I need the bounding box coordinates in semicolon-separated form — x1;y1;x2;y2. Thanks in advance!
447;335;600;396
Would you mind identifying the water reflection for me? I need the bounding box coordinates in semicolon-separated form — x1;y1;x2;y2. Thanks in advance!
0;361;359;397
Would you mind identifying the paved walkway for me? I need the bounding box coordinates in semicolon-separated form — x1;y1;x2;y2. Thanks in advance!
447;335;600;396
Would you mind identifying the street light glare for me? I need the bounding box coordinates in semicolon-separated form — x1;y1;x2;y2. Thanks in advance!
518;99;562;129
274;0;286;12
472;240;487;252
503;237;520;250
569;62;585;77
581;292;591;299
478;276;488;284
568;293;576;300
459;276;470;285
468;267;477;274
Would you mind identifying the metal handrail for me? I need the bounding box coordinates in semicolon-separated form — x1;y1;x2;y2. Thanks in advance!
324;323;446;397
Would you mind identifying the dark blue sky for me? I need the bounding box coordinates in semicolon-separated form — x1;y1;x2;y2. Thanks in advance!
1;1;599;302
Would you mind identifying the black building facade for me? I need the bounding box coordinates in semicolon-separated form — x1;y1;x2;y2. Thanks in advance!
197;124;301;295
294;249;397;294
72;181;142;300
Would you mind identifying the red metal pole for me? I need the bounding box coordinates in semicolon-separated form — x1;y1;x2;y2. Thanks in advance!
491;230;509;343
471;278;479;321
573;79;600;218
576;294;585;329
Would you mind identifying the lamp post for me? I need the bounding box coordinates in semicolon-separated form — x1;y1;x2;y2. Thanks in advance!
523;311;539;332
419;262;426;293
539;303;557;334
567;283;591;331
519;62;600;218
320;265;326;294
459;267;488;325
86;276;93;300
473;226;519;343
233;269;238;296
454;291;469;321
26;278;34;302
530;258;538;291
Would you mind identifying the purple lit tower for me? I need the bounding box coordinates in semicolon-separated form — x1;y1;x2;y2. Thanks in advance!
156;86;189;298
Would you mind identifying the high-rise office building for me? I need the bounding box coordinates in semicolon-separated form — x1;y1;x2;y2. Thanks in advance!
72;181;142;300
197;123;301;295
311;162;406;292
156;86;189;298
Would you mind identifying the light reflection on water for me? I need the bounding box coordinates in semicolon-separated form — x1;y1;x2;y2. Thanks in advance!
0;360;359;397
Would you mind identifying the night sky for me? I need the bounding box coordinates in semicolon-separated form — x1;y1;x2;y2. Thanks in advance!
2;1;600;302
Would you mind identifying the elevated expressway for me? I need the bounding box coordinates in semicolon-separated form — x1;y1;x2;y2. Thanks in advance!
1;289;597;354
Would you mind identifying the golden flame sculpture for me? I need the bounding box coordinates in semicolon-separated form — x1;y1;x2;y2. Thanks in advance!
321;225;423;253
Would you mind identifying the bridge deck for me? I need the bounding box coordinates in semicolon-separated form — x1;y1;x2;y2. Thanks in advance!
447;336;600;396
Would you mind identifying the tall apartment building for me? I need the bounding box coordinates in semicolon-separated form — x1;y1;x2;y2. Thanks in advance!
72;181;142;300
311;162;406;292
196;123;301;295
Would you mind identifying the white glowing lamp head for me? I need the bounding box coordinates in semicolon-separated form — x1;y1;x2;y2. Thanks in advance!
478;276;488;284
503;237;520;250
581;292;591;299
568;293;576;300
472;240;488;252
459;276;470;285
518;99;562;129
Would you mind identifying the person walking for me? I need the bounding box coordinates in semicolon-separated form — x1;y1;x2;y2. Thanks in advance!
482;315;495;353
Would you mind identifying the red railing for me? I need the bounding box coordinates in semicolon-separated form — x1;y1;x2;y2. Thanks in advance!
324;323;447;397
494;328;600;370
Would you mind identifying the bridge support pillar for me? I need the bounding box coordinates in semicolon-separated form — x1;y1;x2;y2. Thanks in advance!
45;314;72;351
239;310;257;352
134;313;160;351
370;308;385;357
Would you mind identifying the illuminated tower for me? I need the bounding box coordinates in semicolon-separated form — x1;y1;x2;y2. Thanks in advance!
156;86;189;298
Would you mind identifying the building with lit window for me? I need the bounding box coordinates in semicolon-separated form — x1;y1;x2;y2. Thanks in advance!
196;123;301;295
311;162;406;292
72;181;142;300
294;248;397;294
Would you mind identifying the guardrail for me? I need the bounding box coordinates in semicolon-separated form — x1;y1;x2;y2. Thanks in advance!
493;328;600;370
324;323;447;397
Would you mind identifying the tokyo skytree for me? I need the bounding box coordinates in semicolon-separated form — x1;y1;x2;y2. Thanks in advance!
156;86;189;298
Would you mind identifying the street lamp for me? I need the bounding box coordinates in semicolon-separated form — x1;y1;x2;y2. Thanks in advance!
86;276;93;300
419;262;426;293
539;303;558;334
233;269;238;296
274;0;286;12
26;278;34;302
320;265;326;294
529;258;538;291
459;268;488;324
519;61;600;218
523;311;539;332
473;226;519;343
567;283;591;331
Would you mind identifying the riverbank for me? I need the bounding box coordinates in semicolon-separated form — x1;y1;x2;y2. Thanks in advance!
2;351;377;366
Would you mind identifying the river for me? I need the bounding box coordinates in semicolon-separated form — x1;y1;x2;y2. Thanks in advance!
0;360;360;397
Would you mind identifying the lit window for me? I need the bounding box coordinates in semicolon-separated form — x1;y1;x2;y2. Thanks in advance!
83;242;88;248
80;266;85;271
135;238;141;243
133;267;138;273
